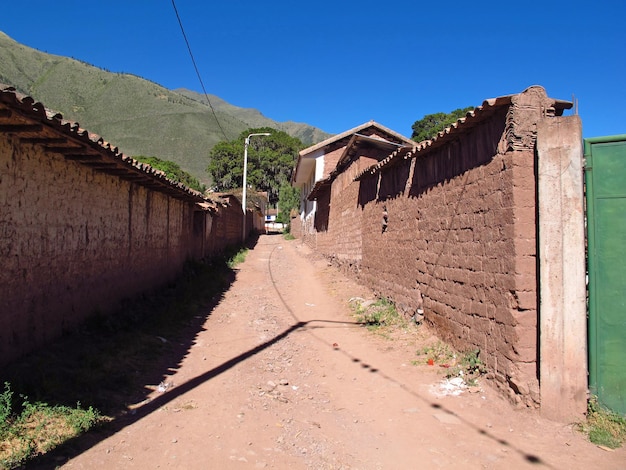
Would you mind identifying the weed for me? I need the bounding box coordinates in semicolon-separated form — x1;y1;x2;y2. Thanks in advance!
0;382;14;436
0;388;102;468
446;349;486;386
578;397;626;449
227;247;248;268
283;232;295;240
65;404;102;433
415;344;485;386
416;341;455;365
352;298;404;331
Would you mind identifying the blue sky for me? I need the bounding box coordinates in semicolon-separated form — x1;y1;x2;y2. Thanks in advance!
1;0;624;139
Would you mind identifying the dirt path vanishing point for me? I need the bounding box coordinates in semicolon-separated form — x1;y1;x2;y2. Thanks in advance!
61;235;625;469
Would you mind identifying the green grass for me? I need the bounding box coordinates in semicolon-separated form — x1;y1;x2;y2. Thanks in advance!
0;383;102;469
414;343;486;386
227;247;248;268
352;298;406;331
0;383;14;436
415;341;455;366
578;397;626;449
445;349;486;386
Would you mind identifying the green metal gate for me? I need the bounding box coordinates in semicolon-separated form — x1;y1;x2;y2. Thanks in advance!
585;134;626;415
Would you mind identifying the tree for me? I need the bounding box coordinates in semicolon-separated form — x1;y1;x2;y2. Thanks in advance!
276;182;300;226
207;127;304;204
411;106;474;143
134;155;206;192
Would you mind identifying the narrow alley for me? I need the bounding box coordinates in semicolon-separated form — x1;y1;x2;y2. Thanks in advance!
61;235;625;469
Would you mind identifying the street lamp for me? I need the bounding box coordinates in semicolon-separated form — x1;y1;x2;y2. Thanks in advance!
242;132;271;242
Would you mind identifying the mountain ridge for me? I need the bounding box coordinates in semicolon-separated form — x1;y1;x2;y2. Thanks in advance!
0;31;331;184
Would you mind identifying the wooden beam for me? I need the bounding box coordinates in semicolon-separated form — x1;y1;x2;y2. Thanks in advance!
123;175;147;180
63;154;103;160
45;146;89;154
83;161;117;168
0;124;43;133
20;137;67;144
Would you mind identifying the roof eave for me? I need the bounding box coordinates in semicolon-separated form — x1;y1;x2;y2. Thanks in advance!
0;84;207;204
354;86;574;181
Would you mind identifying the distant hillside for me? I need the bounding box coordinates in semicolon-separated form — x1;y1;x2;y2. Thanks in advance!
0;31;330;184
175;89;330;147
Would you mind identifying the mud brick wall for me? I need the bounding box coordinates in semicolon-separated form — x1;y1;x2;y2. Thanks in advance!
322;147;344;179
290;213;303;239
358;114;541;402
293;211;317;249
361;119;538;400
315;152;388;272
303;87;562;404
0;135;225;367
318;182;362;273
358;157;426;314
209;203;243;254
248;209;265;234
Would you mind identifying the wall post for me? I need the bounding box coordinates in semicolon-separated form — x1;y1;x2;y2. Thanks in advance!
537;115;587;421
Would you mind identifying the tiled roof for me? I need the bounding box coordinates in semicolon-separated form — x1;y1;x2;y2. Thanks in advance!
0;84;208;204
292;120;414;184
353;146;415;182
307;132;414;201
354;86;572;181
298;120;413;157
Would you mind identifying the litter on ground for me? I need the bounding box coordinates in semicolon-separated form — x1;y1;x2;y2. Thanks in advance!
430;377;467;397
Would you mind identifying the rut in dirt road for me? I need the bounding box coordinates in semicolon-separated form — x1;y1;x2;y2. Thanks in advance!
57;235;625;470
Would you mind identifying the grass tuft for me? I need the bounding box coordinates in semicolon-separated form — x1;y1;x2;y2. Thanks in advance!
414;344;486;386
578;397;626;449
0;383;102;469
351;297;405;331
227;247;248;269
446;349;486;386
415;341;455;366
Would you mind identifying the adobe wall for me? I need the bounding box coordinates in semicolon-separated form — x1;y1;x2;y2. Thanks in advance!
319;181;362;273
290;213;303;239
302;88;566;405
0;134;252;367
308;152;392;271
322;147;345;179
359;112;541;404
210;203;244;253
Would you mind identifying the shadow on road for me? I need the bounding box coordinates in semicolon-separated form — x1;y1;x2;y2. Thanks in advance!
1;237;261;468
17;235;551;468
30;315;550;469
24;316;354;468
265;242;552;468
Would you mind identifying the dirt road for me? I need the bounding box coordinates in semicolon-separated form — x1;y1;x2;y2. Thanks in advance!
62;235;624;469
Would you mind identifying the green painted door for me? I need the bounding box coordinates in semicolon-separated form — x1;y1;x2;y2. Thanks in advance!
585;135;626;415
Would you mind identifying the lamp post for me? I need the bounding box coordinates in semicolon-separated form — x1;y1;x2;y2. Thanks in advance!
242;132;271;242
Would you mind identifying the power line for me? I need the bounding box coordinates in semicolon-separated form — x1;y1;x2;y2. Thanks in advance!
171;0;230;141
